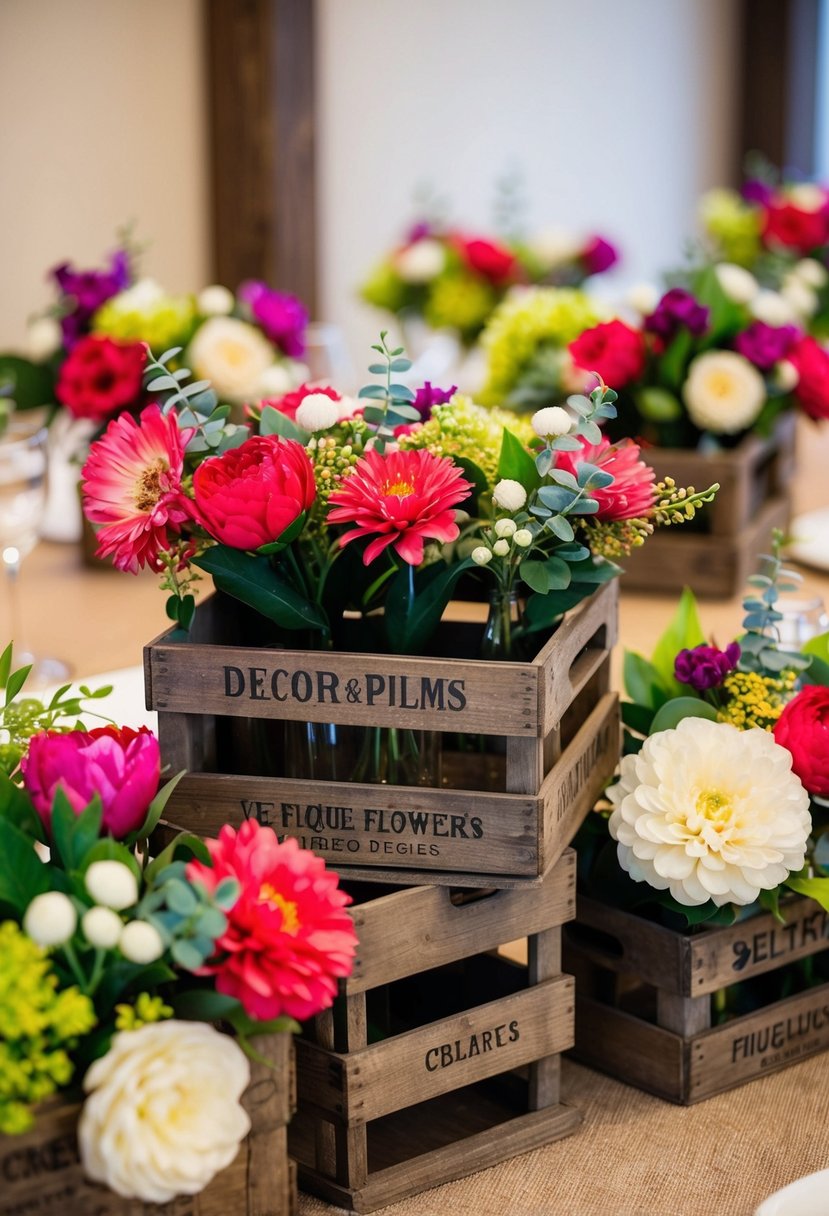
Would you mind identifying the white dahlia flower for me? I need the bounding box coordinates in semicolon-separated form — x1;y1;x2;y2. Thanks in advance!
197;284;235;316
79;1021;251;1203
608;718;811;907
750;289;799;327
682;350;766;433
394;239;446;283
188;316;275;403
714;263;759;304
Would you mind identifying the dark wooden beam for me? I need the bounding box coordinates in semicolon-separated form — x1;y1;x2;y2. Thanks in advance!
206;0;317;314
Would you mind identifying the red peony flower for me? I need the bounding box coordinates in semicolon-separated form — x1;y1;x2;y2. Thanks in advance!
788;336;829;421
193;435;316;550
568;319;646;390
774;685;829;797
453;234;517;283
763;197;829;254
327;447;472;565
552;436;655;521
261;382;341;423
186;822;358;1022
22;725;160;838
56;335;146;422
81;404;196;572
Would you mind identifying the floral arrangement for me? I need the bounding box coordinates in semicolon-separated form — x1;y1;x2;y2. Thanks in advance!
698;167;829;339
577;536;829;931
79;331;716;657
0;646;357;1203
480;264;829;449
360;219;618;347
0;239;310;427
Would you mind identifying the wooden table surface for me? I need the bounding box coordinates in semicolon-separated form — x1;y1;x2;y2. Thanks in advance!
4;417;829;1216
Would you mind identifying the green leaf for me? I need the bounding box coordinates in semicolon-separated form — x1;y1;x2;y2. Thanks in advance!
450;456;488;514
520;555;572;594
636;386;682;422
497;428;540;493
172;988;243;1022
165;879;198;915
649;696;718;733
5;664;31;706
95;960;176;1011
0;354;56;410
802;653;829;687
81;838;141;882
383;557;475;655
145;832;211;884
649;587;706;696
785;876;829;912
564;557;621;585
129;769;187;845
0;770;42;837
523;583;598;631
545;515;575;542
49;793;103;871
357;385;387;400
623;650;671;710
171;938;205;970
621;701;656;735
258;406;305;441
0;819;50;913
193;547;327;632
0;642;12;689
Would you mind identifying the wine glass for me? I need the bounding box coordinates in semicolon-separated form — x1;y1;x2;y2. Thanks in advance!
0;413;71;686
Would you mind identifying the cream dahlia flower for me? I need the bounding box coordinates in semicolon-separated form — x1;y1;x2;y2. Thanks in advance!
395;238;446;283
188;316;275;403
607;718;811;907
79;1020;251;1203
682;350;766;433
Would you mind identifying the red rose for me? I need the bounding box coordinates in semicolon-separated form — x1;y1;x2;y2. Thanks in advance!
454;234;517;283
788;336;829;420
773;685;829;797
56;335;146;422
763;199;829;254
262;382;341;423
568;319;645;390
193;434;316;550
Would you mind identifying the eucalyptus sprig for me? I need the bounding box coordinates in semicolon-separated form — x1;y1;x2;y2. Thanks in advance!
533;382;618;479
738;529;810;675
144;347;248;456
357;330;421;453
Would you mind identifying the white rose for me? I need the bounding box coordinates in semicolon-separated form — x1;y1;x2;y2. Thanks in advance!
27;316;62;360
792;257;828;289
714;263;759;304
82;906;123;949
781;275;818;319
85;861;138;911
513;529;533;547
394;239;446;283
197;284;235;316
492;479;527;511
774;359;799;392
788;183;825;211
115;277;166;311
79;1021;251;1203
625;283;660;315
188;316;276;403
23;892;77;947
531;228;583;269
295;392;341;431
531;406;571;438
492;538;510;557
682;350;766;434
119;920;164;964
471;546;493;565
494;518;517;538
750;290;799;327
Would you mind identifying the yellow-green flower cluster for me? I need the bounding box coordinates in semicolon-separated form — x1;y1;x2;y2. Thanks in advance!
0;922;96;1134
305;419;370;535
360;261;410;314
579;517;653;559
423;272;496;339
398;394;533;489
94;290;197;354
114;992;174;1032
698;188;763;267
479;287;604;405
717;669;797;731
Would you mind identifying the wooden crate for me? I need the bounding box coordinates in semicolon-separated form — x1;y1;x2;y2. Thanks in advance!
0;1032;296;1215
289;850;581;1212
617;411;796;598
144;581;619;889
563;892;829;1105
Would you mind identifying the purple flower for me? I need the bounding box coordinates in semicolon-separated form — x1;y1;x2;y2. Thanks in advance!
50;250;131;348
734;321;800;371
645;288;709;342
238;281;308;358
412;381;457;419
674;642;741;692
405;221;433;243
742;179;774;206
582;235;619;276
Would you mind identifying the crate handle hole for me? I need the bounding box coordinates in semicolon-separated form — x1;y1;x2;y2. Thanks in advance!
564;922;624;960
448;887;499;909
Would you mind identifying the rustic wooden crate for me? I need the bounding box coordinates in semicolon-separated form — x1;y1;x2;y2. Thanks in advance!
563;892;829;1104
144;581;619;889
0;1032;296;1215
289;850;581;1212
617;411;796;598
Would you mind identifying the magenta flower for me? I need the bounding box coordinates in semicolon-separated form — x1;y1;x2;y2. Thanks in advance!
237;281;308;358
582;235;619;276
412;381;458;419
645;288;709;341
674;642;741;692
734;322;800;371
21;726;161;838
50;250;131;348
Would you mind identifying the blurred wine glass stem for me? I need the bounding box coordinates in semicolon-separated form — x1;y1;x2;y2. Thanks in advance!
2;543;26;661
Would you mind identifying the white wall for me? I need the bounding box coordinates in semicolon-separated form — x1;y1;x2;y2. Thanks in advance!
0;0;208;349
315;0;741;373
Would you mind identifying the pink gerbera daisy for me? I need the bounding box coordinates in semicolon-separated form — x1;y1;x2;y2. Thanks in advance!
553;436;655;521
81;404;195;572
326;447;472;565
187;822;358;1022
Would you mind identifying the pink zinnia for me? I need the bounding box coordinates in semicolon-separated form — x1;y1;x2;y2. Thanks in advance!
553;436;656;521
81;405;195;573
327;447;472;565
187;822;358;1022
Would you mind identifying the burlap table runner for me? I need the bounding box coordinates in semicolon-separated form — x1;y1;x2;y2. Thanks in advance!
297;1056;829;1215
